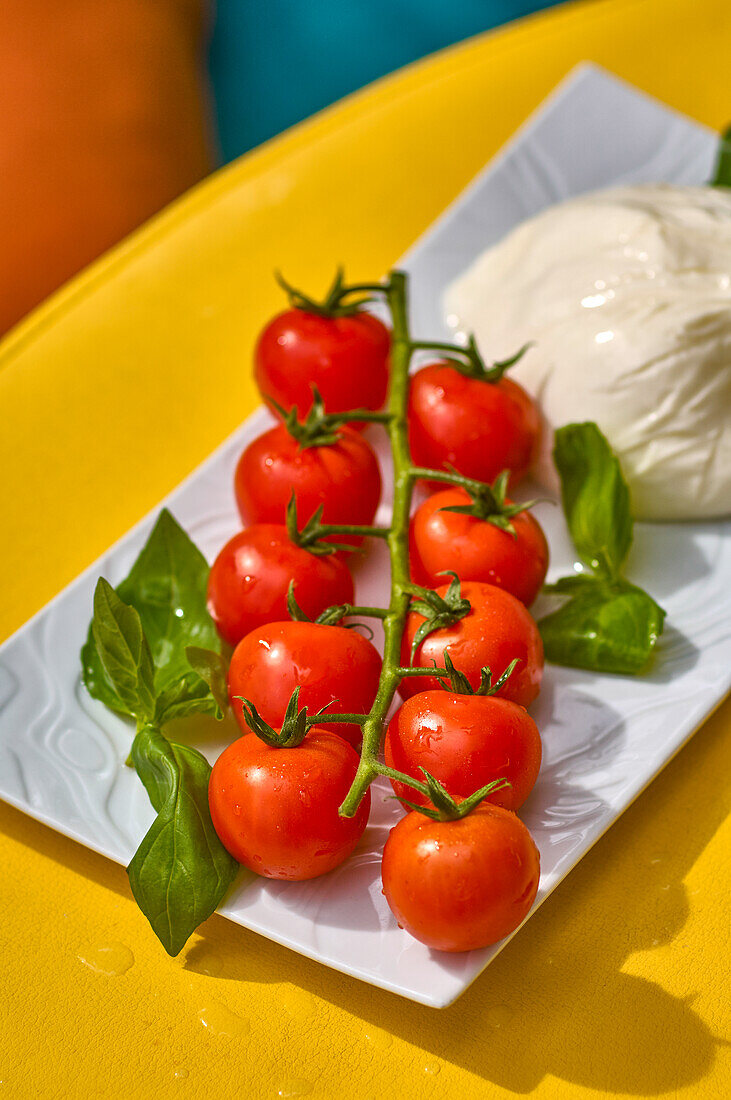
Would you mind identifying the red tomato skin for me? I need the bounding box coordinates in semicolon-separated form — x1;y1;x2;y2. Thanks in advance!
234;423;381;548
208;728;371;879
228;621;382;747
207;526;354;648
254;309;390;423
408;363;540;489
384;691;541;811
381;803;540;951
410;487;549;605
399;581;543;707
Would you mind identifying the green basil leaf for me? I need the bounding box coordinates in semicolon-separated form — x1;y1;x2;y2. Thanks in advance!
553;422;632;579
153;674;223;725
82;510;220;720
127;725;238;957
710;124;731;188
539;581;666;674
185;646;229;716
89;579;156;722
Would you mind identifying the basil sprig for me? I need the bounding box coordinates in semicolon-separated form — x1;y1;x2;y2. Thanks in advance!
539;423;665;674
81;511;238;955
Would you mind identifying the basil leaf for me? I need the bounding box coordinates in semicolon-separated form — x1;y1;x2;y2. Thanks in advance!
539;580;666;674
82;510;220;721
185;646;229;716
553;423;632;579
89;579;156;722
127;725;238;957
710;124;731;188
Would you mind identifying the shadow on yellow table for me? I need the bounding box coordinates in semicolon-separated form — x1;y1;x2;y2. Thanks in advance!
2;0;730;1096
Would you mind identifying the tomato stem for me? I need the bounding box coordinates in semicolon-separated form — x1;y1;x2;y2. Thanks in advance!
315;523;391;540
338;271;525;818
346;606;390;620
339;270;421;817
394;666;450;678
312;712;370;726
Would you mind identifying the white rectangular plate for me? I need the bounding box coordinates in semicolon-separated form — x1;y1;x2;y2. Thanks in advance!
1;65;729;1008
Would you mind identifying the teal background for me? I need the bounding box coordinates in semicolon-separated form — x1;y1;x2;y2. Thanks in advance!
209;1;564;160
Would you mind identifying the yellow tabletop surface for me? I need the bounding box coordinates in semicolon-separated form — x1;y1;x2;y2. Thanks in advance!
2;0;730;1095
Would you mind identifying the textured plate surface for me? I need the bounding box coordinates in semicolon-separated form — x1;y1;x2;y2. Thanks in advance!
0;65;729;1007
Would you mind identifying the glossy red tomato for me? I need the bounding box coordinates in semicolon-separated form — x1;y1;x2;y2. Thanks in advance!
207;526;354;648
235;423;381;547
228;621;382;747
254;309;390;422
410;487;548;605
408;362;540;488
381;803;540;951
385;690;542;811
399;581;543;707
208;728;371;879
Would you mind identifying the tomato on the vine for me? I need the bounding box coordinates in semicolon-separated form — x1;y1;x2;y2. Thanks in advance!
209;727;370;879
235;422;381;547
400;580;543;707
410;486;548;605
381;803;540;951
228;620;382;747
408;361;540;488
385;690;542;811
255;309;390;423
207;526;353;647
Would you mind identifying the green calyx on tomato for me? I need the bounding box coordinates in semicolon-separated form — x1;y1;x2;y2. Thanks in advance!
441;651;521;697
393;766;511;823
269;385;391;450
407;571;471;657
438;467;543;536
285;492;391;557
275;267;377;319
236;685;334;749
286;581;347;625
286;582;376;639
411;333;531;384
285;494;354;557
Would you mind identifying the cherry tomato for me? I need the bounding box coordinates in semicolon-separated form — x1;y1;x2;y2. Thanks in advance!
410;488;548;605
385;690;542;811
255;309;390;422
399;581;543;707
235;423;381;547
381;803;540;951
209;728;371;879
408;363;540;488
207;525;354;648
228;621;382;747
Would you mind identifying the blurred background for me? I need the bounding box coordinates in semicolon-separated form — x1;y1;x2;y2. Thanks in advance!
210;0;564;160
0;0;562;338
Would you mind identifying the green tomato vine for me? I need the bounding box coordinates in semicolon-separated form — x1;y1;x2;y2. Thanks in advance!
274;269;514;818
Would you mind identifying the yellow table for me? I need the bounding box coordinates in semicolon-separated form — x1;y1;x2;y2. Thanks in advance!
2;0;730;1095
